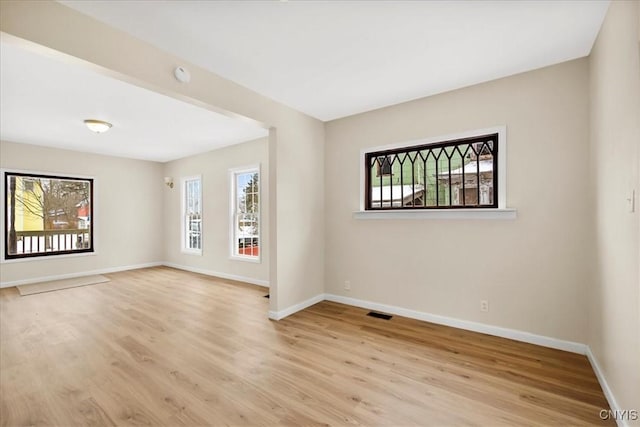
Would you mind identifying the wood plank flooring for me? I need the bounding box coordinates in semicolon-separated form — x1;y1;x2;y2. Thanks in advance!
0;267;612;426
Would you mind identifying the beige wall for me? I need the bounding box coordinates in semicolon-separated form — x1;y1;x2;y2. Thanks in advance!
589;0;640;415
325;59;591;343
0;140;164;285
163;138;269;285
0;0;325;313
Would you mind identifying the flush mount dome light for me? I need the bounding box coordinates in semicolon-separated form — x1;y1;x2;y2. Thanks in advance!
84;119;112;133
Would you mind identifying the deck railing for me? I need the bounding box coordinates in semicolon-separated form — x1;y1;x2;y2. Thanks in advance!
12;229;91;255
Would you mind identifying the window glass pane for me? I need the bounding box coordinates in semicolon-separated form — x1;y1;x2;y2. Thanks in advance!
366;134;498;210
5;172;93;259
183;178;201;251
232;170;259;259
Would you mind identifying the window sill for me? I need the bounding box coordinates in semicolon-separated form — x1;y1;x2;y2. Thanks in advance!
353;208;517;220
1;250;97;264
181;249;202;256
230;255;261;264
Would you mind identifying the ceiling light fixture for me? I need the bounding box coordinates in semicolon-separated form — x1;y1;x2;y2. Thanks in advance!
84;119;112;133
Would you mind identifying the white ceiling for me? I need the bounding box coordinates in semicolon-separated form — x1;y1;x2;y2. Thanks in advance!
0;41;268;163
60;0;610;121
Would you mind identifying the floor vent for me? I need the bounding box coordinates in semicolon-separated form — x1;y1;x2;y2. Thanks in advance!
367;311;392;320
264;294;270;298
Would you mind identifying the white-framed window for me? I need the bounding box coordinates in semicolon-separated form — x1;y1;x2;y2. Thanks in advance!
356;126;515;220
181;176;202;254
230;166;260;262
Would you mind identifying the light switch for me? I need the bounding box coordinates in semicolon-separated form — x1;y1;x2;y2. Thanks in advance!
628;189;636;213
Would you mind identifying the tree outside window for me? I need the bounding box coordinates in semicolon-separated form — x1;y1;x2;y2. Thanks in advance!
5;172;93;259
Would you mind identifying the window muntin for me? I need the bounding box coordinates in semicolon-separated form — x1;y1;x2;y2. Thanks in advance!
365;133;498;210
376;156;392;176
4;172;93;259
182;177;202;253
231;168;260;260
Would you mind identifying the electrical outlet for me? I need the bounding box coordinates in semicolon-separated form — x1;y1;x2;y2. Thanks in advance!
344;280;351;291
480;300;489;312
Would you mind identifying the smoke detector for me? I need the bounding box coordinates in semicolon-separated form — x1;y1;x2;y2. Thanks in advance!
174;66;191;83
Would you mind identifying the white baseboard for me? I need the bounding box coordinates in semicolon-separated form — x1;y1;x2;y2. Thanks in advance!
268;293;325;321
324;293;588;355
586;347;628;427
162;262;269;288
0;262;163;288
0;260;269;290
269;292;585;354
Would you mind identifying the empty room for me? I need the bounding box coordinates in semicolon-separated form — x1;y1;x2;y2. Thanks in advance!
0;0;638;426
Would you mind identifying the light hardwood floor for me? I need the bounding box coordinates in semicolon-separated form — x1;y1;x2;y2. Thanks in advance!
1;267;612;426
